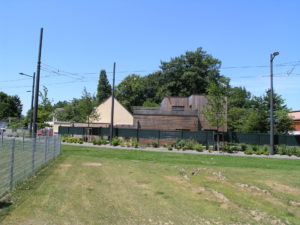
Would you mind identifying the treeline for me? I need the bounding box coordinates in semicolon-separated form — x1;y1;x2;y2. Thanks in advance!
3;47;293;133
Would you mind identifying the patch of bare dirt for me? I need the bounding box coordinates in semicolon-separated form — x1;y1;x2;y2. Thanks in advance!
211;190;229;202
250;210;286;225
265;181;300;195
236;183;271;195
289;201;300;207
58;163;72;168
82;162;102;167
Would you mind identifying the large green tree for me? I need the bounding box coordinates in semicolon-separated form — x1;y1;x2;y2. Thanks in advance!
0;92;22;120
158;48;226;97
227;87;293;134
116;48;227;110
115;74;146;112
96;70;111;104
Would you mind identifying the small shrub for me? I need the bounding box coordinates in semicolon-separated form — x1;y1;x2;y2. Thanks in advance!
167;145;173;151
112;137;121;146
244;149;254;155
240;144;248;151
223;143;233;153
276;145;287;155
173;140;186;150
184;141;194;150
205;142;209;151
194;144;203;152
126;142;131;147
131;140;139;148
251;145;258;152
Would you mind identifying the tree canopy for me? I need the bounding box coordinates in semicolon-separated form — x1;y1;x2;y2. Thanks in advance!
0;92;22;120
116;48;227;111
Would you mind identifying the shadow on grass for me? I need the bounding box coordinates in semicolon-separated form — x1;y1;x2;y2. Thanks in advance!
0;201;12;209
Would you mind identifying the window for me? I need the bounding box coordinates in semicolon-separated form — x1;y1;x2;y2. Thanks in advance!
172;106;184;111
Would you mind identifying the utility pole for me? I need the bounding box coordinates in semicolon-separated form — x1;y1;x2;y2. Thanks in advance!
110;62;116;144
33;28;44;136
270;51;279;155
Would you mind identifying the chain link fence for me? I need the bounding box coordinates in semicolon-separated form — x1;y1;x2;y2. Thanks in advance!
0;134;61;197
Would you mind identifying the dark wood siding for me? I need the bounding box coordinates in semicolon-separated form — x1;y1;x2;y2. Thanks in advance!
134;115;199;131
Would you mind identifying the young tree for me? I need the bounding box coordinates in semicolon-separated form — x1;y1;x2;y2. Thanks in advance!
96;70;112;104
203;78;229;150
79;88;99;126
37;86;53;128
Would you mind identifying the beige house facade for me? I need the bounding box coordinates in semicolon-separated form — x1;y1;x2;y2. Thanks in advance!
90;96;133;126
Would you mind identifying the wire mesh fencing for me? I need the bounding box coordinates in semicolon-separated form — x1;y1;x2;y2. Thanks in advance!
0;135;61;197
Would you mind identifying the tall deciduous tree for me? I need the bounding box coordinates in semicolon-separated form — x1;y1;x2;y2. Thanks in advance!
115;48;227;110
115;74;146;112
0;92;22;120
96;70;111;104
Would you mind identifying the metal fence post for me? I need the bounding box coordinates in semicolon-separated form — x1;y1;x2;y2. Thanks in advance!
157;130;160;146
53;135;56;159
9;139;16;190
22;130;25;151
32;137;36;173
44;136;48;163
58;135;61;155
1;131;3;149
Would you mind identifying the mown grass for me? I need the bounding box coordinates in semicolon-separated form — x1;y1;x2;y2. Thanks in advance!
1;145;300;225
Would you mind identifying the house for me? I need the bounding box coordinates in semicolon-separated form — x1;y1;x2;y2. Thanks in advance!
133;95;227;132
89;96;133;127
288;111;300;135
54;96;133;134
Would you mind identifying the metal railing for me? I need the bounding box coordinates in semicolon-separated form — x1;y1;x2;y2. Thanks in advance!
0;135;61;197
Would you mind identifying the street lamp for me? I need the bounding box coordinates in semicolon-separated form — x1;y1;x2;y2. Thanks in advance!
270;51;279;155
19;72;35;137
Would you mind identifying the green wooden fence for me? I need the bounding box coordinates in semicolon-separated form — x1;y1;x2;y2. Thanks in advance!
58;126;300;146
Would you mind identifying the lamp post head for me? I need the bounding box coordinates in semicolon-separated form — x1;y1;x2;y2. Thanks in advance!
273;52;279;57
19;72;33;77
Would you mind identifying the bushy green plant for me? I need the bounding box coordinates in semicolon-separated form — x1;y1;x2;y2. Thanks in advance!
167;145;173;151
205;142;209;151
112;137;122;146
182;140;194;150
92;138;108;145
244;149;254;155
173;139;187;150
276;145;287;155
251;145;258;152
62;136;84;144
240;144;248;151
131;140;139;148
223;143;233;153
194;144;203;152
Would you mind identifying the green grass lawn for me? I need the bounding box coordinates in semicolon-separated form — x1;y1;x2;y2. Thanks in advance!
1;145;300;225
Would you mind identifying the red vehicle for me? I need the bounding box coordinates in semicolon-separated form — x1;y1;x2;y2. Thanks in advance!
37;128;54;136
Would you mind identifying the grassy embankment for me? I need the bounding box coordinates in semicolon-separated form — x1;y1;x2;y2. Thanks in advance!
1;145;300;225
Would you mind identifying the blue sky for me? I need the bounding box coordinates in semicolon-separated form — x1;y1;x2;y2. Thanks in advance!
1;0;299;114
